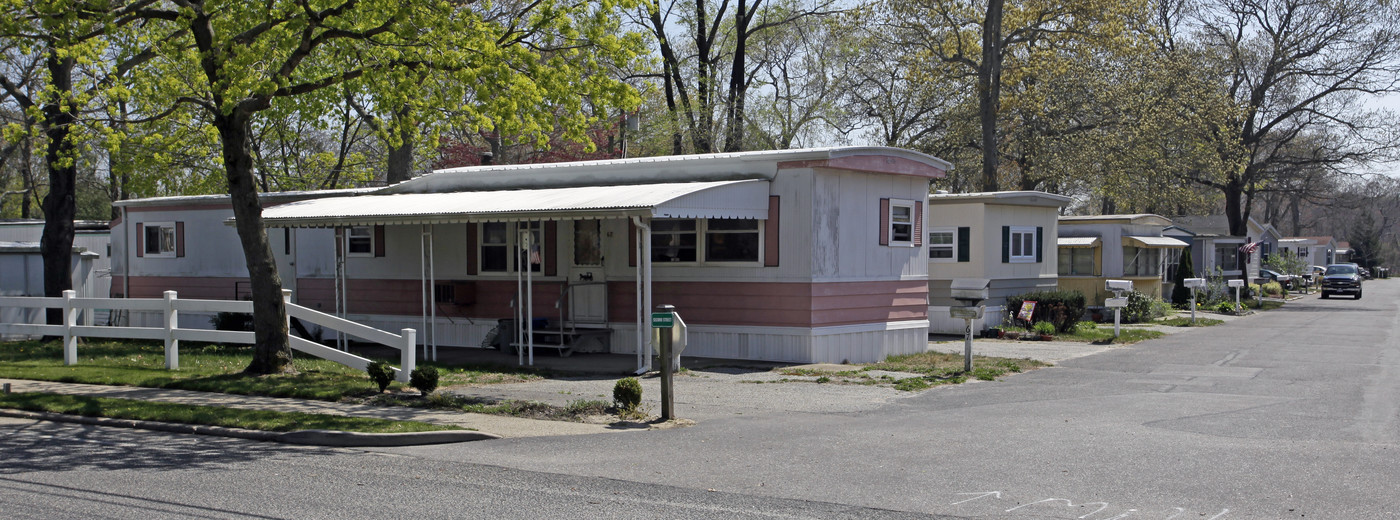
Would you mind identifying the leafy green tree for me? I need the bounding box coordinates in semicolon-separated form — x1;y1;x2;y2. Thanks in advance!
126;0;642;374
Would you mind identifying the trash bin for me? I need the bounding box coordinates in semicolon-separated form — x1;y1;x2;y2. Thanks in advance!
495;318;515;350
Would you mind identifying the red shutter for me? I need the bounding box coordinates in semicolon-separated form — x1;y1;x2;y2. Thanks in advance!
373;225;386;257
465;224;479;275
912;201;923;246
764;196;780;267
175;222;185;257
878;198;890;246
544;221;558;276
135;223;144;257
628;219;637;267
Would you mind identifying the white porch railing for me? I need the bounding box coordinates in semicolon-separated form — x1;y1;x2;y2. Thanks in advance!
0;290;416;383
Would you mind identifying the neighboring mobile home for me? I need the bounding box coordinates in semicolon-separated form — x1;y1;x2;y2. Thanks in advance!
1057;214;1188;305
111;147;950;366
925;191;1070;334
1164;215;1280;282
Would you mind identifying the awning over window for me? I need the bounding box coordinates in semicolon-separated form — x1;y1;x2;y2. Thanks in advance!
1124;236;1189;248
254;180;771;228
1057;237;1100;248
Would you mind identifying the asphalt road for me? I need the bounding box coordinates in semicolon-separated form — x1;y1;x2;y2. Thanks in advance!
4;281;1399;519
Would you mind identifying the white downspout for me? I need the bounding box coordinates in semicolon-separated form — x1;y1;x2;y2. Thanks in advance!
631;216;652;374
429;224;437;362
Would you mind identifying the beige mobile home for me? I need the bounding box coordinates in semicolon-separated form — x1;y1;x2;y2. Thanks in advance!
1057;214;1188;305
926;191;1070;333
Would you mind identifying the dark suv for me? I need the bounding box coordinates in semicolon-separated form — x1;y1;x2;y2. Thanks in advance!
1321;263;1363;299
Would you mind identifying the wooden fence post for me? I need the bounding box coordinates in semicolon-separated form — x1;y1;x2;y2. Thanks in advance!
62;290;77;365
399;328;416;383
164;291;179;370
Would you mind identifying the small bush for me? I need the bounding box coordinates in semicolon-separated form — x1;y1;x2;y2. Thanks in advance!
410;366;440;395
1033;321;1056;335
1261;281;1283;297
1005;290;1086;333
1123;291;1170;323
613;377;642;411
366;361;394;393
1215;301;1238;314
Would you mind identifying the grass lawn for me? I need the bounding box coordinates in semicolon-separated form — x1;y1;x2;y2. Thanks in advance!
780;352;1047;391
0;340;541;401
1157;317;1225;327
0;392;461;433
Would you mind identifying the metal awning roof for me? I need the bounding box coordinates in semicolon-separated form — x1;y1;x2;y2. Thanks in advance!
1057;237;1101;248
255;180;771;227
1124;236;1189;248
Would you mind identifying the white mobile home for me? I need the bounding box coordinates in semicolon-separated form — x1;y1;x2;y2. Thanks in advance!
925;191;1069;333
112;147;949;365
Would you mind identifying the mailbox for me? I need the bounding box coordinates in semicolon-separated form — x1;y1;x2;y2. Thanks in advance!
949;306;984;319
1183;278;1206;289
949;278;991;304
1105;279;1133;293
1227;279;1245;288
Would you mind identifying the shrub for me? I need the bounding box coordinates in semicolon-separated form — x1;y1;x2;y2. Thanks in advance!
1005;290;1086;333
366;361;394;393
1215;301;1238;314
1261;281;1283;297
1123;291;1170;323
1033;321;1056;335
410;366;440;395
613;377;642;411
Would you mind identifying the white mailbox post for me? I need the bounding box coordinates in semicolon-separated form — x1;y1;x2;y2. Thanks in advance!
1227;278;1245;314
949;278;990;373
1104;280;1132;338
1183;278;1206;324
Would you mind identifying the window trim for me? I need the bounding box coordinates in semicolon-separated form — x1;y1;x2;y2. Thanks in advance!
1058;247;1096;276
650;218;764;266
345;226;375;257
927;227;957;262
477;222;547;274
1008;226;1037;263
143;221;178;258
888;199;916;246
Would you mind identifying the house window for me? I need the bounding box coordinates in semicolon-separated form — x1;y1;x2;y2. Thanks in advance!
1009;226;1037;263
650;218;761;264
705;219;759;262
889;201;914;244
1123;246;1162;277
1214;244;1240;271
928;229;955;260
573;219;602;266
479;222;544;273
652;219;698;262
514;221;543;273
346;226;373;256
1058;248;1094;275
144;222;178;257
481;222;509;272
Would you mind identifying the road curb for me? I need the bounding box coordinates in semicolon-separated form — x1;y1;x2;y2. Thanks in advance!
0;409;500;446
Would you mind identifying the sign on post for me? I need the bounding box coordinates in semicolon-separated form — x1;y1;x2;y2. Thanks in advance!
651;312;674;328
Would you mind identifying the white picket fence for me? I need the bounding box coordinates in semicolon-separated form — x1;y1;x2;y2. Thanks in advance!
0;289;416;382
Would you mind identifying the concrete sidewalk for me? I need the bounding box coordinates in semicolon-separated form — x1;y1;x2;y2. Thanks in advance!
0;378;630;441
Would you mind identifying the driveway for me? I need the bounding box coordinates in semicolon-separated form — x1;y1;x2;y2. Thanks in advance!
394;280;1400;519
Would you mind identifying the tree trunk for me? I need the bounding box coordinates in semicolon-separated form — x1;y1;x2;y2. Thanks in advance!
21;120;33;219
216;109;293;375
1223;175;1245;236
723;0;753;153
41;52;77;328
385;120;414;185
978;0;1005;192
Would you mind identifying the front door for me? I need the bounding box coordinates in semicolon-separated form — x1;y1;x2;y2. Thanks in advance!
273;228;297;298
568;220;607;324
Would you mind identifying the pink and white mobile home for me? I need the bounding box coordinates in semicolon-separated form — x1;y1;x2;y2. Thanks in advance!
111;147;949;364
